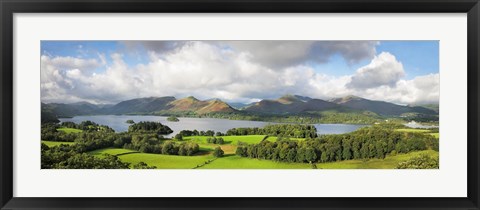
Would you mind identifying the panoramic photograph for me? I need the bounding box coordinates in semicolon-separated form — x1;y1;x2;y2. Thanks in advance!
41;40;439;169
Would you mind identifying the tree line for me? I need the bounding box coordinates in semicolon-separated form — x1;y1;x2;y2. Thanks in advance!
128;121;173;135
122;134;199;156
206;137;225;144
235;125;438;163
226;124;318;138
60;121;115;132
42;121;200;156
41;143;156;169
178;129;218;137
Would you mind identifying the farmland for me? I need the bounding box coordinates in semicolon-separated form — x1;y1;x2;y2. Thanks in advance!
315;150;438;169
42;121;439;169
41;140;75;147
118;152;213;169
88;147;438;169
395;128;439;139
56;127;83;133
89;148;139;156
184;135;268;145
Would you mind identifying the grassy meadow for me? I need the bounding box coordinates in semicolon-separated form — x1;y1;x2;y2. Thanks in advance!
395;128;439;139
41;140;75;147
86;129;439;169
118;153;213;169
315;150;438;169
89;148;139;156
88;146;438;169
56;127;83;133
43;125;439;169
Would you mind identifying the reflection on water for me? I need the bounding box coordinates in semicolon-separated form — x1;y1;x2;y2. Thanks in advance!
59;115;366;137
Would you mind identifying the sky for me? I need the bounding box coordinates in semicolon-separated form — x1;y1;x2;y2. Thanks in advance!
41;40;439;105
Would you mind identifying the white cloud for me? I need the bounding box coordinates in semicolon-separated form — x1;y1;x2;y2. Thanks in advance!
41;41;438;105
347;52;405;90
42;55;101;71
346;73;438;105
224;41;378;69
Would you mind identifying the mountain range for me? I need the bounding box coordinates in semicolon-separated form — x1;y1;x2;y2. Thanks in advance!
42;94;438;121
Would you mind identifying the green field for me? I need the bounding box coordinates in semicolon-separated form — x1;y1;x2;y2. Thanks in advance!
201;150;438;169
57;127;83;133
316;150;438;169
183;135;285;155
429;133;439;139
118;152;213;169
395;128;439;139
184;135;268;145
88;148;139;156
91;146;438;169
395;128;430;133
199;155;311;169
264;136;305;142
41;140;75;147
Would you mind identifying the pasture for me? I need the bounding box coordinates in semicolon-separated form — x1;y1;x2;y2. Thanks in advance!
395;128;439;139
41;140;75;147
57;127;83;133
199;155;311;169
89;148;139;156
395;128;430;133
315;150;438;169
90;146;438;169
118;152;213;169
183;135;297;155
184;135;268;145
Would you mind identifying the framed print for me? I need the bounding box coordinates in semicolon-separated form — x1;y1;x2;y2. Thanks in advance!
1;0;479;209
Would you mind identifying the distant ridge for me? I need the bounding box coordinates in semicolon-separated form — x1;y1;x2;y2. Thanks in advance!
167;97;236;114
243;95;337;114
105;96;176;114
329;95;436;116
42;94;438;118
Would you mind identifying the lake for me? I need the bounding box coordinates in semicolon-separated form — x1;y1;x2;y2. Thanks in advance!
59;115;367;137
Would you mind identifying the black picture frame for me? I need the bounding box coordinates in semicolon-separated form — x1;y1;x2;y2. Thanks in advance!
1;0;479;209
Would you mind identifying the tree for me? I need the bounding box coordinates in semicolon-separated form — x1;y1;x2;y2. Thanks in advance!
128;121;173;135
133;162;157;169
296;147;306;162
174;133;183;141
305;147;317;163
235;146;247;157
161;141;177;155
396;154;439;169
213;147;224;157
167;116;180;122
205;130;215;136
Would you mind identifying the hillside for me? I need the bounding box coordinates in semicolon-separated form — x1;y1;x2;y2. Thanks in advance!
228;102;253;110
41;94;439;123
41;102;103;117
105;96;176;114
244;95;338;114
329;95;437;116
166;97;236;114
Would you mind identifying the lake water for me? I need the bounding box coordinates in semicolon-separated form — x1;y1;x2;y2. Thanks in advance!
59;115;366;137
